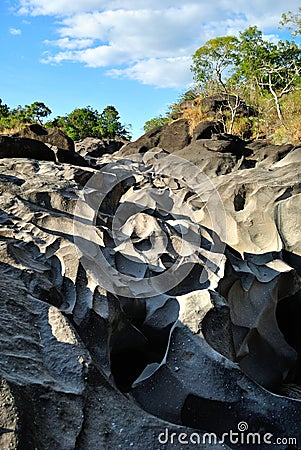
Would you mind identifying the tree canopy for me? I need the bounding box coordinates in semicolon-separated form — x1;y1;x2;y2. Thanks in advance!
0;100;132;142
24;102;52;124
144;9;301;141
50;105;131;141
191;36;238;92
53;106;99;141
0;99;9;118
189;24;301;133
191;26;301;101
98;106;131;140
281;7;301;35
0;101;52;132
143;115;170;133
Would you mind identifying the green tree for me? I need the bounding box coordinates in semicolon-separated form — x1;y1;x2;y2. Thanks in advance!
55;106;99;141
234;27;301;124
11;105;28;123
99;105;131;140
49;105;131;141
191;36;245;133
9;102;52;124
191;26;301;130
23;102;52;124
143;115;169;132
0;99;9;118
281;7;301;35
0;99;14;131
191;36;239;92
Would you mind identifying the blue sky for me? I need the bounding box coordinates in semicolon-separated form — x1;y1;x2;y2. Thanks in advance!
1;0;300;139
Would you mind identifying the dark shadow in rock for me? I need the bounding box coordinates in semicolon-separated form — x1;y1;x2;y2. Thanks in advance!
73;168;95;187
201;301;236;361
239;158;257;169
0;173;25;186
131;322;301;445
233;185;246;211
74;309;110;378
109;295;177;392
35;191;52;209
214;247;301;392
193;121;224;140
277;289;301;384
181;394;283;450
283;249;301;275
166;263;210;296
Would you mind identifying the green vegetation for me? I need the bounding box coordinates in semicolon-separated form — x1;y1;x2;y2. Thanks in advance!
48;105;131;141
24;102;52;124
281;7;301;35
143;115;170;132
98;106;132;140
144;8;301;144
0;101;132;141
0;100;52;132
50;106;99;141
143;90;200;133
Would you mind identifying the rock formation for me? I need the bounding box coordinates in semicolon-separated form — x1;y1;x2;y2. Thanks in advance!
13;124;75;152
199;94;258;119
0;122;300;449
75;137;126;159
12;125;87;166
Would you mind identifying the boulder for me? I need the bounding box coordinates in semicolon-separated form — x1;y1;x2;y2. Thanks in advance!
245;141;293;167
118;126;162;155
172;140;238;176
51;145;89;166
8;125;89;166
158;119;191;152
0;135;55;161
119;119;191;155
13;124;75;152
75;137;125;158
200;94;258;118
193;120;224;140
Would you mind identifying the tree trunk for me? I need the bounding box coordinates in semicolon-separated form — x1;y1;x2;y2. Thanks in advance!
268;72;285;126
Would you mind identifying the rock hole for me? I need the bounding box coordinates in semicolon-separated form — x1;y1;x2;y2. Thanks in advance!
109;297;172;392
234;186;246;211
133;238;152;251
110;326;171;392
276;290;301;384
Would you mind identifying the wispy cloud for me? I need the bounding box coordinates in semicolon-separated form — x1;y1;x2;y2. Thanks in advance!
9;27;22;35
43;37;95;50
15;0;301;87
108;57;193;88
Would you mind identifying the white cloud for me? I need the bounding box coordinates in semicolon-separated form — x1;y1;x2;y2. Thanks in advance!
16;0;209;16
108;57;193;88
43;37;94;50
15;0;301;87
16;0;107;16
9;27;22;35
42;45;131;67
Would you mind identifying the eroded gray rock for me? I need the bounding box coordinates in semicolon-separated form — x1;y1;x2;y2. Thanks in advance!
0;124;300;449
